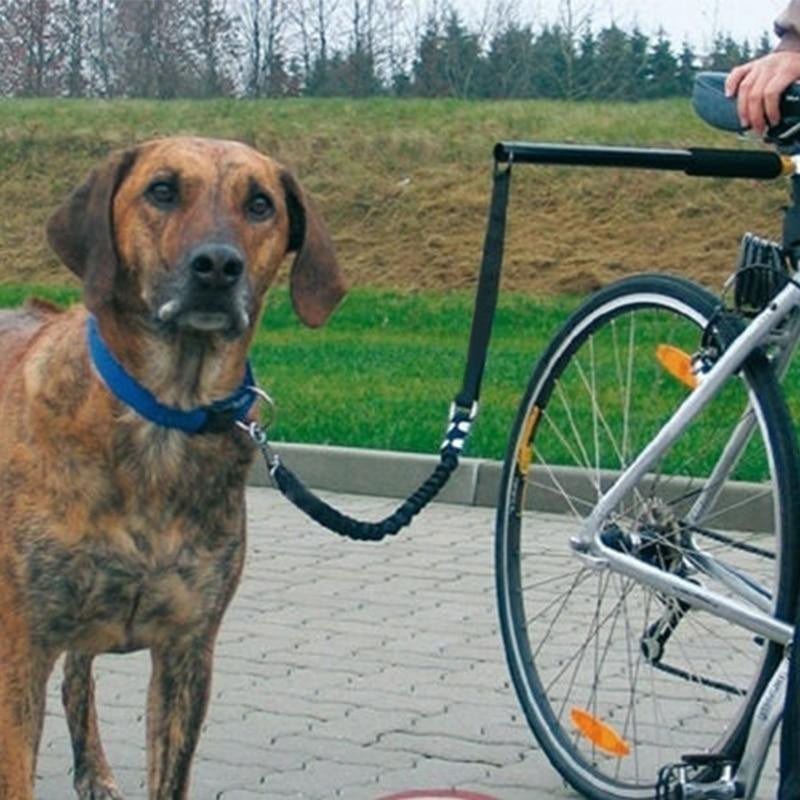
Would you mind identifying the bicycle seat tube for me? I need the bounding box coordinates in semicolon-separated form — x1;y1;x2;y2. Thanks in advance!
784;173;800;268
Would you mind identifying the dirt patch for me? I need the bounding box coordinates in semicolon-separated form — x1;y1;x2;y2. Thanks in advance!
1;127;787;298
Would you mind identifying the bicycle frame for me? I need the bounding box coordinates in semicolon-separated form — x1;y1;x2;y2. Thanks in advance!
493;140;800;800
572;277;797;647
494;140;800;647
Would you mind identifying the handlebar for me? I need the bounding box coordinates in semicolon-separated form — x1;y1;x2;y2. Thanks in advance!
494;142;793;181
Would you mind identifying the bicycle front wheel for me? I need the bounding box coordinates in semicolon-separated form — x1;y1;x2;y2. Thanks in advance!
496;274;800;799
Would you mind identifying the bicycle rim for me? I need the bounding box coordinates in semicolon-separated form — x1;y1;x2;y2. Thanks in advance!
496;275;799;800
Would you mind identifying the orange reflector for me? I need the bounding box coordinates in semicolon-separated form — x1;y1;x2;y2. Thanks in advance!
516;406;541;476
570;708;630;757
656;344;698;389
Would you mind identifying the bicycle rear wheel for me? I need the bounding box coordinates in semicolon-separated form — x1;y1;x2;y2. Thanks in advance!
495;274;800;799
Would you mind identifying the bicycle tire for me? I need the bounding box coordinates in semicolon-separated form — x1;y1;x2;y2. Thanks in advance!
495;274;800;800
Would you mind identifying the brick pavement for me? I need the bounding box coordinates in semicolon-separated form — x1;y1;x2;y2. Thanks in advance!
35;488;571;800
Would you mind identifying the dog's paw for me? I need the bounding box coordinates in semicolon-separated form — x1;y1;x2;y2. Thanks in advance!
75;776;125;800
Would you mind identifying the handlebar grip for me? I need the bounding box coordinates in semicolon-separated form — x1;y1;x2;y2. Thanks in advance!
495;141;791;180
687;148;788;179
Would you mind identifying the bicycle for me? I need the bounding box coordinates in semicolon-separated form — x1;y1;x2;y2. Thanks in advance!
494;72;800;800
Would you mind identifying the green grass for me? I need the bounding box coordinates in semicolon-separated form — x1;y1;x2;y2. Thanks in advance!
5;283;800;483
0;284;576;459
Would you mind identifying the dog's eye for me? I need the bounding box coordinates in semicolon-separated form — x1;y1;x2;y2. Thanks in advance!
246;193;274;221
146;180;179;209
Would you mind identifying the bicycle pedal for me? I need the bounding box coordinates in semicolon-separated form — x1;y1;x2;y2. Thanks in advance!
656;754;738;800
733;233;791;316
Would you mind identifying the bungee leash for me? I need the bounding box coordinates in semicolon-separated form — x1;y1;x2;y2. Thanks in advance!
240;157;513;542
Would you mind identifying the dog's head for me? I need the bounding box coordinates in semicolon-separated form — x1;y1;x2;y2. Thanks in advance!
47;137;346;336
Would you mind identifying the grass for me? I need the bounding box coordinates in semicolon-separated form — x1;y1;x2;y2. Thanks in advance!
3;96;799;474
0;284;579;460
0;96;791;296
6;283;800;484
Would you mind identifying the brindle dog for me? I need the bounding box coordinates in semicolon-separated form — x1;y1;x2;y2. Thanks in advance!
0;137;345;799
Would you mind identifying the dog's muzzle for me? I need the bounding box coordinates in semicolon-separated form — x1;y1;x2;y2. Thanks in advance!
155;242;252;337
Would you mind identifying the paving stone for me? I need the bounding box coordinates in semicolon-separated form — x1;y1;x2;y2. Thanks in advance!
32;487;585;799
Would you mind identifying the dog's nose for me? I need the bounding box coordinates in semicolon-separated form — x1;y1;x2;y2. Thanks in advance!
188;244;245;289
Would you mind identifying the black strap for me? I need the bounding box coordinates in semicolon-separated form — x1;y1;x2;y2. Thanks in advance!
456;161;512;409
250;158;512;542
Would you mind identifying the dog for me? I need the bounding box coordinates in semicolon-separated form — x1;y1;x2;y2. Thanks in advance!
0;137;346;799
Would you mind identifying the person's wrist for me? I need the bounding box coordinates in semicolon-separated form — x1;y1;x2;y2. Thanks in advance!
775;32;800;53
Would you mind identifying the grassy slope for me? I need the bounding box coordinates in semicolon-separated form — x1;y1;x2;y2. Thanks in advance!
2;97;797;462
0;96;790;294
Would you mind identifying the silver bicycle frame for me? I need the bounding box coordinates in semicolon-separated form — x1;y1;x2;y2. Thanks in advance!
573;278;800;648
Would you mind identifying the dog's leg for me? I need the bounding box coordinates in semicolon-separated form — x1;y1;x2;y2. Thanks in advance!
62;653;125;800
0;625;52;800
145;637;215;800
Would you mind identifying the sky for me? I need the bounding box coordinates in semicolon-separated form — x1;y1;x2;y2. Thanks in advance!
460;0;790;49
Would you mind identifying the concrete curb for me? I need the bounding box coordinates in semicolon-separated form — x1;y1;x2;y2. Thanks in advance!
249;442;501;507
249;443;771;532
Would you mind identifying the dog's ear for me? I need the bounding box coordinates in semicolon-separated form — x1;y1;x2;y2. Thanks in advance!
46;148;137;312
280;171;347;328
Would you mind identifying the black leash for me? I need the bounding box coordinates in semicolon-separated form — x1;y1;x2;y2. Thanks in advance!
240;157;512;542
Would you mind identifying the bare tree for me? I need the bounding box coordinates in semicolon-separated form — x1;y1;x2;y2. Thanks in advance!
292;0;341;92
64;0;85;95
239;0;288;96
116;0;195;97
191;0;236;96
0;0;66;95
84;0;118;96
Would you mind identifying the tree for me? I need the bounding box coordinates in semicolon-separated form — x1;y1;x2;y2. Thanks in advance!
115;0;194;97
411;11;446;96
627;27;649;100
675;39;696;96
485;21;535;98
591;24;634;99
191;0;235;97
645;29;678;98
706;33;747;72
64;0;86;96
529;24;575;98
345;0;381;96
754;31;772;58
573;26;595;99
440;8;481;97
0;0;67;95
84;0;120;96
239;0;289;97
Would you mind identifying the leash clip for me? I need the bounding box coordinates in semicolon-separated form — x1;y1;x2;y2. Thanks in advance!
237;419;281;479
237;385;280;481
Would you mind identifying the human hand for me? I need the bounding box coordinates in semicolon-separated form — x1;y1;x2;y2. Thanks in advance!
725;50;800;135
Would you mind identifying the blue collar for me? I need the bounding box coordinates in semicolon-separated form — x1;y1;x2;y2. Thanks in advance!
87;315;257;434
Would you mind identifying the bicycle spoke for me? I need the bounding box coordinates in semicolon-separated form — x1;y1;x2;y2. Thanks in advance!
497;277;792;798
